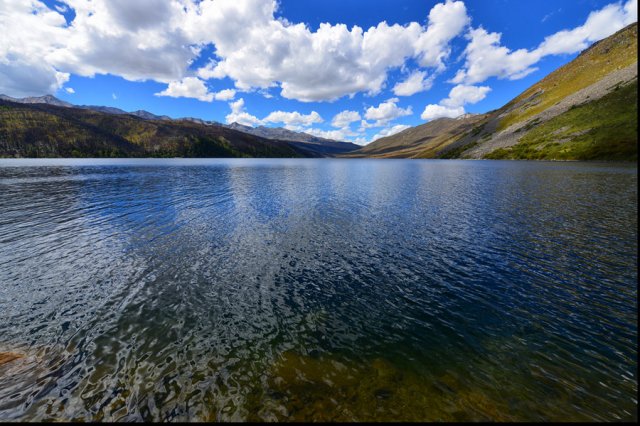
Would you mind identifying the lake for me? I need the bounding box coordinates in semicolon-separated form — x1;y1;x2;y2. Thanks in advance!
0;158;637;421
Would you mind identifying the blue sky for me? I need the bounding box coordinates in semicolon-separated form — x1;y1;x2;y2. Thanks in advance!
1;0;637;144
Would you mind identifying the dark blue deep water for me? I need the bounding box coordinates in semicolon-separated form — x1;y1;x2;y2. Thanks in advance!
0;158;637;421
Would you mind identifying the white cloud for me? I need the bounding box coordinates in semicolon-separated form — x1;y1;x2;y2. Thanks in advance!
187;0;469;102
213;88;236;101
392;70;434;96
420;104;465;121
441;84;491;108
1;0;634;121
224;99;322;130
112;93;117;100
420;83;489;121
413;0;470;69
364;97;412;126
155;77;214;102
454;0;638;84
536;0;637;56
303;127;356;141
359;120;379;130
0;0;470;101
0;1;70;97
451;27;541;84
65;87;75;94
263;110;323;127
225;98;262;126
371;124;411;142
332;110;361;128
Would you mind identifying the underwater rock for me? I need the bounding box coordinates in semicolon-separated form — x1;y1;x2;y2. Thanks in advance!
0;351;23;365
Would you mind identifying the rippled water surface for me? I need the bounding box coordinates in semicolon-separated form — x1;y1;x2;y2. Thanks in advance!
0;158;637;421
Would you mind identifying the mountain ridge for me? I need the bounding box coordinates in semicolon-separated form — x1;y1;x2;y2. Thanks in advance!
0;95;360;157
0;100;320;158
346;22;638;161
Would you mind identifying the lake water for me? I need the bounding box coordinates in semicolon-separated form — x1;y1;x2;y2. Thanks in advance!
0;158;637;421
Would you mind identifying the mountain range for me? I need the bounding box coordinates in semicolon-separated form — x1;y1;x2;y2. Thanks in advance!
0;23;636;160
0;96;359;158
346;22;637;161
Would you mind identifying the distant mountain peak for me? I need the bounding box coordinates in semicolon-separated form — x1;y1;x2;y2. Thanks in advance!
0;94;73;108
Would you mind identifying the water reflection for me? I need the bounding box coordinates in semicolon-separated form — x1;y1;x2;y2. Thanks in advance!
0;159;637;421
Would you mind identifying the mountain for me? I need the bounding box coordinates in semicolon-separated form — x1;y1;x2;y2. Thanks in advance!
78;105;129;115
0;101;313;158
344;114;488;158
348;22;638;161
0;94;73;108
226;123;361;157
0;94;172;122
0;94;360;157
129;110;172;121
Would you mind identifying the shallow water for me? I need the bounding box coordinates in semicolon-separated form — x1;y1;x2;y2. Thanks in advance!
0;158;637;421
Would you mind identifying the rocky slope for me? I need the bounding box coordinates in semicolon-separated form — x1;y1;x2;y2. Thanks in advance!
349;22;638;161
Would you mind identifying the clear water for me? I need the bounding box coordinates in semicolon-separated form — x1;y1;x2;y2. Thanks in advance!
0;158;637;421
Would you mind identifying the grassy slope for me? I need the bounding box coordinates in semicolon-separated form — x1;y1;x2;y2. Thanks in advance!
443;23;638;160
498;23;638;131
345;115;486;158
485;80;638;160
0;102;308;158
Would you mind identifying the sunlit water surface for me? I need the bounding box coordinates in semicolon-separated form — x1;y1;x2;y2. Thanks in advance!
0;158;637;421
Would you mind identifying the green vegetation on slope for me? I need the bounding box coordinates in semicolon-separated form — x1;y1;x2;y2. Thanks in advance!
0;101;310;158
498;23;638;131
485;80;638;160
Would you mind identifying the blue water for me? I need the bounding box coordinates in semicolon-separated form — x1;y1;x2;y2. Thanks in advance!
0;158;637;421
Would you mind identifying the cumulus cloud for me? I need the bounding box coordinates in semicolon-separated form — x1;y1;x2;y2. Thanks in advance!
420;83;489;121
364;98;412;127
224;99;322;129
155;77;214;102
332;110;361;128
184;0;470;102
536;0;637;56
453;0;637;84
155;77;236;102
392;71;435;96
414;0;470;69
263;110;323;127
303;127;357;141
441;84;491;108
371;124;411;142
65;87;75;94
0;0;471;101
213;88;236;101
0;1;69;97
225;98;262;126
0;0;196;98
451;27;542;84
420;104;465;121
0;59;69;98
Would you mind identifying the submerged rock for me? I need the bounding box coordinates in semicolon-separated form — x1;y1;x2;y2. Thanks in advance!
0;351;23;365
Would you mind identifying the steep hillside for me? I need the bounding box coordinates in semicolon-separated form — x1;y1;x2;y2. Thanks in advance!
455;22;638;160
0;101;311;158
344;114;487;158
351;23;637;161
